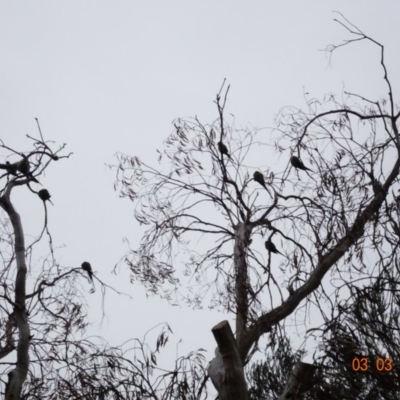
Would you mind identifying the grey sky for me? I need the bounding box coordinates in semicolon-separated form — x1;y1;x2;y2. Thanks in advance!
1;1;399;384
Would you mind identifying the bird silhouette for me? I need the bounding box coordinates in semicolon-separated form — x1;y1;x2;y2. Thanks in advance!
217;141;231;159
8;157;40;183
253;171;266;188
38;189;53;205
17;158;30;175
81;261;93;282
291;156;312;172
265;239;283;255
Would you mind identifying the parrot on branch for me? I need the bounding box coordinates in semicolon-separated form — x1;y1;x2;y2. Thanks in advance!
5;157;40;183
38;189;53;205
19;157;40;183
17;158;31;175
290;156;312;172
81;261;93;282
265;239;283;255
253;171;266;189
217;141;231;159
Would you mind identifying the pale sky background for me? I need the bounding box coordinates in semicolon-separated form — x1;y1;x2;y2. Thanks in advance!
1;1;400;391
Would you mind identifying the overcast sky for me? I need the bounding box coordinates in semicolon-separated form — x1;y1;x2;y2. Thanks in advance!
1;1;400;386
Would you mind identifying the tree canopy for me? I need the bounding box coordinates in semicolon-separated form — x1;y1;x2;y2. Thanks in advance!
113;16;400;399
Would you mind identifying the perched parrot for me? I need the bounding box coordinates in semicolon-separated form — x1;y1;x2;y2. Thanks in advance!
217;141;231;159
253;171;266;188
38;189;54;205
265;239;283;255
290;156;312;172
81;261;93;282
17;158;30;174
7;157;40;183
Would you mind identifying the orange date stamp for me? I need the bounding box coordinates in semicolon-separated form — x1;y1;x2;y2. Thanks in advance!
352;357;393;372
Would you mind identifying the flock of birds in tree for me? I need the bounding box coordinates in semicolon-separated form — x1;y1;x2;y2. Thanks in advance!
1;143;311;285
218;140;313;258
1;157;94;286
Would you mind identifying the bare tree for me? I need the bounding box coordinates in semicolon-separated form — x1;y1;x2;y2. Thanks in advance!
0;128;208;399
0;129;66;399
113;15;400;399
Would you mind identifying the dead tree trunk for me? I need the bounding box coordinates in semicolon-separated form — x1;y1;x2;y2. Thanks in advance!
208;321;249;400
